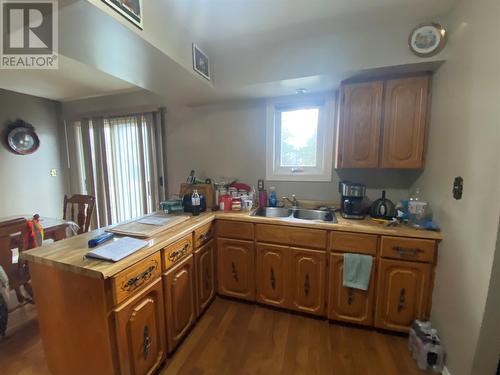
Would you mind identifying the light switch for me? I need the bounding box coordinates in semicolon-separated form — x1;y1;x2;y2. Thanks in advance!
50;168;57;177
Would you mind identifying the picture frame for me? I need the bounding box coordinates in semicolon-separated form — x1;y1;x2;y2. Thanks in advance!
192;43;211;81
102;0;143;29
408;22;447;57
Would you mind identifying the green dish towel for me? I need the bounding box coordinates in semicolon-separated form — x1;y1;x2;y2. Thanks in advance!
343;253;373;291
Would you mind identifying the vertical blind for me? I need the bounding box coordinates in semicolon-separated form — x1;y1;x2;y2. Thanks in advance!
67;110;166;228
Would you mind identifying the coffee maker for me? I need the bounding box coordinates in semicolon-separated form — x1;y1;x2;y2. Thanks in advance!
339;181;366;220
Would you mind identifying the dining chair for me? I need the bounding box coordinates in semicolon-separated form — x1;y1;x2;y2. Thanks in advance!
0;218;33;303
63;194;96;234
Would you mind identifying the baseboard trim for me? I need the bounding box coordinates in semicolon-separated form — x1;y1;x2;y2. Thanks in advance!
442;366;451;375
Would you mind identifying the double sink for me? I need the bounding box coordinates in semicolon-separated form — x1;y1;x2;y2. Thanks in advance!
251;207;337;223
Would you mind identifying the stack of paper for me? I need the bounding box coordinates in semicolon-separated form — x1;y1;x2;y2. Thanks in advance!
86;236;148;262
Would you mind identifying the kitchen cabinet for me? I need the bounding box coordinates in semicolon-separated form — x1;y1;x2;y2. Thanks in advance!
337;81;383;168
327;253;375;326
290;248;326;316
381;76;430;168
336;74;431;169
114;278;166;375
164;254;196;352
374;258;432;332
217;238;255;301
256;243;289;308
194;239;216;317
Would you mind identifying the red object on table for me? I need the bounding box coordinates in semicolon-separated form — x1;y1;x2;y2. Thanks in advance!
219;195;233;212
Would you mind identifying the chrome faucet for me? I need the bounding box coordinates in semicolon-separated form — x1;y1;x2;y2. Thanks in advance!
282;194;299;208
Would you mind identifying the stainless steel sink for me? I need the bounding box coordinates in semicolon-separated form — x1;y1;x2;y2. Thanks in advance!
251;207;293;218
293;209;336;222
251;207;336;223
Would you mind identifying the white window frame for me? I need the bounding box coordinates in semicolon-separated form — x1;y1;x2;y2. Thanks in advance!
266;95;335;182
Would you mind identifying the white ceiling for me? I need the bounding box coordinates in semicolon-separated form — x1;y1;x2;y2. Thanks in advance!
4;0;458;106
160;0;456;45
0;55;137;101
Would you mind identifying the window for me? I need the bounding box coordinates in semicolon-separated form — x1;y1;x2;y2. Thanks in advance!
68;111;164;227
266;97;334;181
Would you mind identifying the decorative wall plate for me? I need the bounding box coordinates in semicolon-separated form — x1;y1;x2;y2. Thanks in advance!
6;121;40;155
408;23;447;57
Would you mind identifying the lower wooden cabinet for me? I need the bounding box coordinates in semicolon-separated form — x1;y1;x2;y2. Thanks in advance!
374;258;432;332
194;239;216;317
327;253;375;326
113;278;166;375
217;238;255;301
290;248;326;316
164;254;196;352
256;243;289;308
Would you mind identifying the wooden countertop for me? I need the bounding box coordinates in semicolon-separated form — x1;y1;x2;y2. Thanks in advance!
22;212;215;279
216;211;443;240
22;210;441;280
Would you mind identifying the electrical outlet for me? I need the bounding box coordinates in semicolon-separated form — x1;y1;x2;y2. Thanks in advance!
50;168;57;177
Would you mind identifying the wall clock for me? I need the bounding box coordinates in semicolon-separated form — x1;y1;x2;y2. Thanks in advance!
408;23;447;57
6;120;40;155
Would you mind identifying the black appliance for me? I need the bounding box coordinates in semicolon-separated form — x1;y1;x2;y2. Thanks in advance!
182;193;207;213
339;181;366;220
370;190;396;219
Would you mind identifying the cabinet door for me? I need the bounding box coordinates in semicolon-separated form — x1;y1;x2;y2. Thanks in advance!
194;239;215;317
256;243;289;308
375;258;432;332
217;238;255;301
290;248;326;316
327;253;375;326
337;81;383;168
381;76;430;168
164;254;196;352
114;278;166;375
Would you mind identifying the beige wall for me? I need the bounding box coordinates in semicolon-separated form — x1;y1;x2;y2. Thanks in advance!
409;1;500;374
166;99;419;203
0;89;65;218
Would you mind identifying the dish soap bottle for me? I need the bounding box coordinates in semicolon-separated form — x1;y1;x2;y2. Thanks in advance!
268;186;277;207
191;189;200;216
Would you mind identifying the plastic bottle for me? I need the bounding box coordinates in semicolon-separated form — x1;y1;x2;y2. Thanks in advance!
191;189;200;216
417;329;443;371
409;320;432;356
268;187;277;207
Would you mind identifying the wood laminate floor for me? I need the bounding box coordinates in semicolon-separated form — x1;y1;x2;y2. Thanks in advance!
0;298;427;375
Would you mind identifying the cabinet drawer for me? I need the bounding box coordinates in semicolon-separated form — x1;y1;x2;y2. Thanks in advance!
162;234;193;270
217;220;254;240
111;252;162;305
330;232;378;255
380;236;436;263
256;224;327;250
194;222;214;249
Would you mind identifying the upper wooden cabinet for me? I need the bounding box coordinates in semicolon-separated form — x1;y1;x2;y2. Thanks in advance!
336;74;431;169
381;76;430;168
337;81;383;168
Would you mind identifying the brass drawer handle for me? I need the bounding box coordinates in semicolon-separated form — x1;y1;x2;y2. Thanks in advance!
143;325;151;359
347;288;354;305
122;263;157;292
397;288;406;312
304;274;310;297
231;261;239;282
393;246;423;258
199;229;213;243
168;243;190;262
